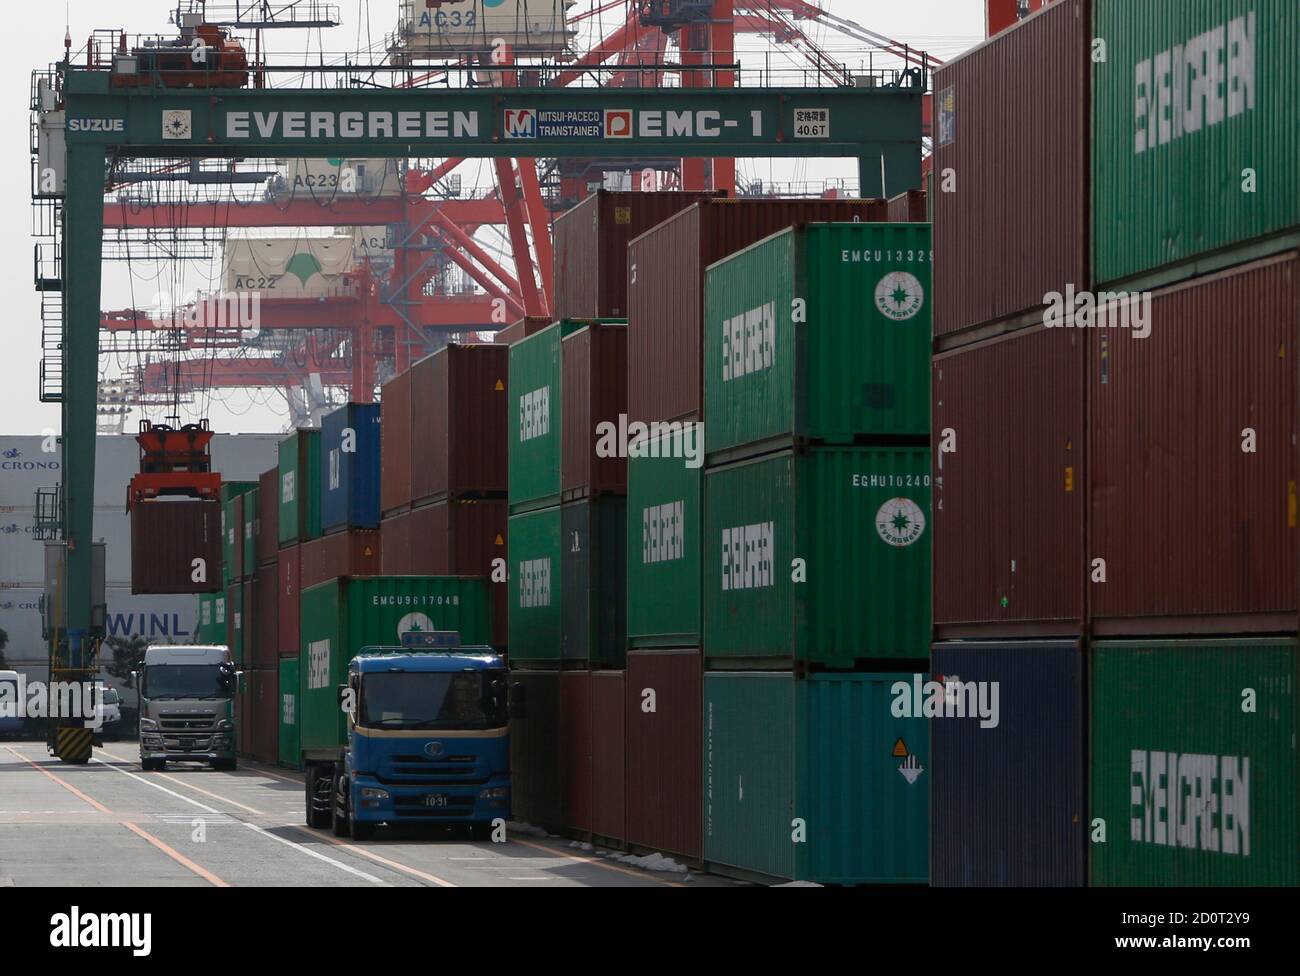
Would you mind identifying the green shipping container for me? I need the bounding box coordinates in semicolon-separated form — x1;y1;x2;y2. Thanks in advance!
704;446;931;666
225;583;244;666
1091;639;1298;886
278;656;301;770
220;483;255;586
627;427;703;648
242;487;259;572
704;672;930;884
298;576;491;757
278;429;321;545
507;506;563;662
1093;0;1300;286
561;497;627;667
704;223;931;458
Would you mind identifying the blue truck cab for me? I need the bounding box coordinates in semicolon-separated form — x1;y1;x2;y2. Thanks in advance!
307;638;510;841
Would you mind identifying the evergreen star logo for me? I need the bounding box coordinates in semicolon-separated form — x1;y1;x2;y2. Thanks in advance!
397;612;434;638
285;252;324;286
161;109;192;140
875;497;925;547
874;271;924;322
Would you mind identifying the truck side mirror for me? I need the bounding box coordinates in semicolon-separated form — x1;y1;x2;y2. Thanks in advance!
130;670;140;694
509;682;526;719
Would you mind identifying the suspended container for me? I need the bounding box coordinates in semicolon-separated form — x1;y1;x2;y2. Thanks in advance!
704;446;931;667
130;498;223;595
704;223;932;460
320;402;382;532
704;671;930;884
222;235;358;299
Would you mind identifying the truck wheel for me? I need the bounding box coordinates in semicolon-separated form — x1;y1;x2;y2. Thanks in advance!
142;758;164;772
212;758;237;772
305;767;330;829
331;773;350;837
349;808;374;843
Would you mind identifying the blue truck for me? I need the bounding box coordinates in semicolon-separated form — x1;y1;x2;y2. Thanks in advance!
304;639;510;841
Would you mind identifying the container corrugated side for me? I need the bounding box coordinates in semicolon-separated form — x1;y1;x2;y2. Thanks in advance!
508;669;565;829
277;430;321;544
222;493;243;585
886;189;927;222
492;316;552;346
931;641;1086;886
299;576;492;755
1093;0;1300;287
299;529;382;590
1090;638;1298;886
625;648;701;861
276;545;300;656
933;326;1085;636
704;223;931;456
560;498;626;667
252;568;279;670
561;322;628;499
257;467;278;566
380;369;413;515
591;670;626;846
248;668;278;763
507;506;562;662
1089;254;1298;633
932;0;1089;335
379;510;411;575
225;582;244;666
508;323;569;513
320;402;382;531
130;498;222;595
628;198;890;425
278;655;301;769
242;487;259;577
560;670;593;836
626;428;702;648
704;446;931;666
417;500;509;649
413;343;509;504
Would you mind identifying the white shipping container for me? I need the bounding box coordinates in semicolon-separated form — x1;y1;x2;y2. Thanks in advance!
222;236;358;299
391;0;574;57
281;158;405;199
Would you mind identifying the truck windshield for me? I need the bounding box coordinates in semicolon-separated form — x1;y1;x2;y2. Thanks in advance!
360;671;506;731
144;665;227;700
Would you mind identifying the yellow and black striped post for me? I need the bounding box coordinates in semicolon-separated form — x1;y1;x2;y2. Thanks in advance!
55;725;93;764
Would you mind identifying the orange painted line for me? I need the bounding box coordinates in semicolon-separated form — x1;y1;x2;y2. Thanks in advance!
121;821;231;888
4;746;113;814
282;824;457;888
99;749;265;816
510;838;684;887
4;745;230;888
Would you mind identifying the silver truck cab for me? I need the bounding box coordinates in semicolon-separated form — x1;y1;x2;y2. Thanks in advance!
136;645;240;771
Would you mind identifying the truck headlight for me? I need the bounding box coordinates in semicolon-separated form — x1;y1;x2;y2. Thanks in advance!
360;788;389;800
478;787;507;801
217;718;234;730
140;718;158;731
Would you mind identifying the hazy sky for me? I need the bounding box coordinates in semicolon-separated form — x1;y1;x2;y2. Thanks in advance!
3;0;982;436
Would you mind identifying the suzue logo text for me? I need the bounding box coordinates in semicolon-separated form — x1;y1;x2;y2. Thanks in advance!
68;118;125;132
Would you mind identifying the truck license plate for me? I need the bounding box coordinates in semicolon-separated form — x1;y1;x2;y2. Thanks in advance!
180;737;194;749
424;794;448;808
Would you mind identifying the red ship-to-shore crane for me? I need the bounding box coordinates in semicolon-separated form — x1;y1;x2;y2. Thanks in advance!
92;2;941;413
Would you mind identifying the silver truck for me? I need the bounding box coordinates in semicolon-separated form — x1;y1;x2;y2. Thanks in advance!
134;645;240;771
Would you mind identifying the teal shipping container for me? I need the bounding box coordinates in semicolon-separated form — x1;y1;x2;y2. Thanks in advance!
704;672;930;884
704;223;931;460
561;497;627;667
508;321;583;514
704;446;931;666
507;506;563;662
278;429;321;545
278;655;301;770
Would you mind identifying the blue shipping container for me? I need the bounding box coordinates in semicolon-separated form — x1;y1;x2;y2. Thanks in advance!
930;641;1086;887
320;403;382;531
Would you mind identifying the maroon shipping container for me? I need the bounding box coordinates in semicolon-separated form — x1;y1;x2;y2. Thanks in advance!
553;190;717;320
226;494;245;582
625;648;701;861
560;670;593;836
933;325;1085;636
130;498;222;594
379;510;412;575
380;368;413;514
299;529;382;590
492;316;551;346
277;545;301;657
257;468;278;567
628;198;889;423
411;343;509;504
413;501;508;647
886;189;927;223
509;669;564;829
932;0;1088;340
590;670;626;846
252;569;279;670
248;668;278;763
1090;254;1300;634
562;322;628;500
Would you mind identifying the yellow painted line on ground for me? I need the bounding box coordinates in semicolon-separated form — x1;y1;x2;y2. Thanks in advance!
3;745;230;888
509;838;685;887
282;824;458;888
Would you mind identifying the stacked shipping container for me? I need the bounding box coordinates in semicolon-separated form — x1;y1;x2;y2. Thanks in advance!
930;0;1300;885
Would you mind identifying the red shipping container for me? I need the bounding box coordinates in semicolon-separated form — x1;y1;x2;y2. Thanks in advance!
492;316;551;346
886;188;927;223
277;545;301;657
130;498;222;594
253;569;279;669
591;670;626;846
562;322;628;500
932;0;1089;340
380;368;413;514
411;343;509;504
411;500;508;647
300;529;382;590
560;671;593;836
553;190;717;320
379;510;412;575
248;668;278;763
227;494;245;583
933;325;1085;636
257;467;278;567
625;648;701;861
1089;254;1299;634
628;198;889;424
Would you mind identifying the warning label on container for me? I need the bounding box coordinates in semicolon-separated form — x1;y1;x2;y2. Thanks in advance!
892;738;908;758
792;108;830;138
